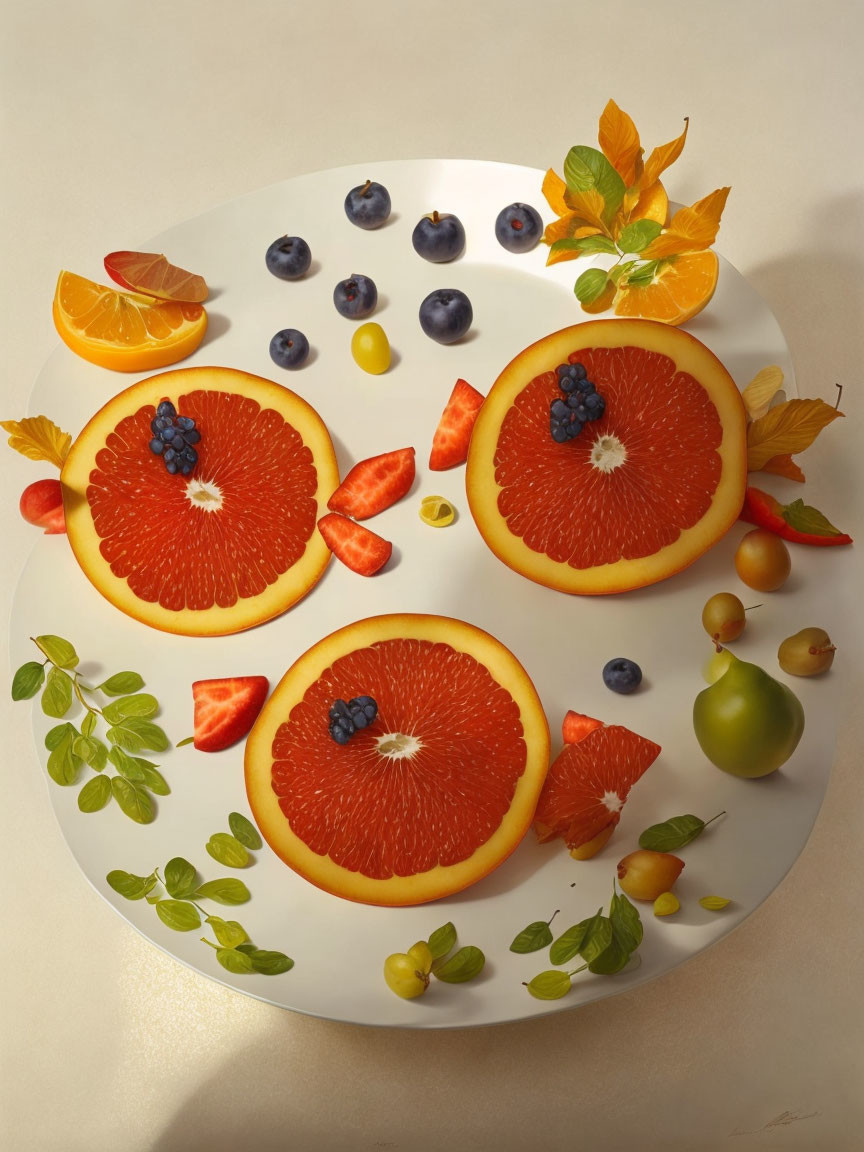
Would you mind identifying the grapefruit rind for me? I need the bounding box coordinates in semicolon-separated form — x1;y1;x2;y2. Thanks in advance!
466;318;747;594
61;366;339;635
245;613;551;906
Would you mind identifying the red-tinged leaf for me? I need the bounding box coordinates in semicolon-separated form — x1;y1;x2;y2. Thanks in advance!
429;380;485;470
192;676;269;752
317;513;392;576
327;448;415;520
739;487;852;547
760;454;805;482
104;251;208;303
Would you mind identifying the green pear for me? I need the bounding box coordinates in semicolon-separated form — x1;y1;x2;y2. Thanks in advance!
693;652;804;778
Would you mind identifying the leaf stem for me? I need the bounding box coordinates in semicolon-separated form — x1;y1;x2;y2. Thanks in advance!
72;675;101;715
200;937;219;950
703;811;726;829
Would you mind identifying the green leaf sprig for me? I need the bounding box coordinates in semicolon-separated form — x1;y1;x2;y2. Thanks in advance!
205;812;263;868
107;856;292;976
524;884;643;1000
13;635;172;823
509;909;560;954
638;811;726;852
427;921;485;984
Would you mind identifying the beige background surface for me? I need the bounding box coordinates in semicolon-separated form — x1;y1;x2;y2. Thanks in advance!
2;1;862;1149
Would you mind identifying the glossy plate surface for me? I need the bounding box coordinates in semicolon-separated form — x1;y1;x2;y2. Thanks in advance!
12;160;851;1028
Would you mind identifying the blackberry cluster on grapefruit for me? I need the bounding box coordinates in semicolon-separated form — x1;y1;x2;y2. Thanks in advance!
466;318;747;594
61;366;339;635
245;613;550;906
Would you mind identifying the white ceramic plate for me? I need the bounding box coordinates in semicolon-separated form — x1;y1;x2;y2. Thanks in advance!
11;160;852;1028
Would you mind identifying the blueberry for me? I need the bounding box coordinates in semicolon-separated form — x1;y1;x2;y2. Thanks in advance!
495;202;543;253
265;235;312;280
149;438;165;455
344;180;391;229
176;416;195;431
184;428;201;445
418;289;472;344
551;425;569;444
269;328;310;369
551;399;569;419
412;211;465;263
602;658;643;695
352;695;378;722
156;400;176;418
333;274;378;319
159;426;178;442
329;722;353;745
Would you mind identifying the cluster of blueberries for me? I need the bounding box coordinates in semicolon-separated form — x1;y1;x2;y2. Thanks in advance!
550;362;606;443
328;696;379;745
148;401;201;475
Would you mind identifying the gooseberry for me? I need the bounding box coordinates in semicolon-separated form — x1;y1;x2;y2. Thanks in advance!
734;529;791;592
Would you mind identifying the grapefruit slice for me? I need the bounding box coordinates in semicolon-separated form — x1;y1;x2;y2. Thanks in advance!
245;613;550;906
61;366;339;635
534;717;661;852
466;318;747;594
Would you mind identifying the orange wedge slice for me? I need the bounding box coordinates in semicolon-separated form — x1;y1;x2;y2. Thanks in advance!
53;270;208;372
613;251;719;326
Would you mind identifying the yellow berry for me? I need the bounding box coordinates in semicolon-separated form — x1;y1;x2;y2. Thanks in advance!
653;891;680;917
699;895;731;911
384;950;430;999
352;322;391;374
419;495;455;527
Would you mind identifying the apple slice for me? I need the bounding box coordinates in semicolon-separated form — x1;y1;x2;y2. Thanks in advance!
104;251;208;303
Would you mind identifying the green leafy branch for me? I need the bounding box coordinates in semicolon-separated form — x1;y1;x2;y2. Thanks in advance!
522;884;643;1000
12;634;171;823
427;921;485;984
107;856;293;976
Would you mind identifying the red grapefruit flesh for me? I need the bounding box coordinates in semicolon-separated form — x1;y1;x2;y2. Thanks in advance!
534;721;661;851
60;366;339;635
245;613;550;905
466;319;747;594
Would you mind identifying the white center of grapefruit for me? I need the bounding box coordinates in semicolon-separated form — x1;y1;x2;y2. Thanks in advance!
590;434;627;474
376;732;423;761
185;478;223;511
602;790;624;814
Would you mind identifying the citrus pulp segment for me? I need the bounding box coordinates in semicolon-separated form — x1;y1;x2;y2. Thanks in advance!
614;251;720;326
53;271;208;372
61;367;339;635
466;319;747;594
245;613;551;906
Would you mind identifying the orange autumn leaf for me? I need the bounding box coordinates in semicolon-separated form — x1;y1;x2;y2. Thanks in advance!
760;454;806;482
747;398;843;472
631;181;668;226
598;99;643;188
581;280;616;313
545;228;605;265
642;117;690;188
562;186;610;232
1;414;72;468
544;215;602;247
641;187;731;259
741;365;785;421
542;168;570;217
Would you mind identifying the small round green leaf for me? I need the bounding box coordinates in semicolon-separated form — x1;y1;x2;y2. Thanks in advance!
155;900;201;931
617;219;663;254
206;833;250;869
102;694;159;724
81;711;97;737
110;776;155;824
34;635;78;669
78;774;112;813
41;667;73;719
587;937;630;975
509;920;554;954
524;971;572;1001
248;949;294;976
427;921;457;961
47;728;81;786
432;945;485;984
574;267;611;305
549;923;588;966
164;857;198;899
194;878;251;905
228;812;263;851
610;890;643;955
206;916;248;949
138;764;169;795
11;661;45;701
216;947;255;974
638;814;706;852
98;671;145;696
106;869;157;900
45;722;75;750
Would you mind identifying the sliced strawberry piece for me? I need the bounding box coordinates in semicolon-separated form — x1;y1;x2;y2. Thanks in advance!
562;710;603;744
104;251;208;303
318;513;392;576
327;447;415;520
192;676;269;752
534;723;661;850
429;379;485;470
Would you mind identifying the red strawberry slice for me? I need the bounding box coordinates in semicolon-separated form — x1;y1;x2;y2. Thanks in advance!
192;676;269;752
429;379;485;470
327;447;415;520
534;723;661;850
318;512;392;576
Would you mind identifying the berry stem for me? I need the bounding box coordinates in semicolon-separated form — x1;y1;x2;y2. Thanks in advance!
834;382;843;410
360;179;372;198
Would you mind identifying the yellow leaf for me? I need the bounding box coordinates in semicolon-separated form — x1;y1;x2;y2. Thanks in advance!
545;228;604;265
542;168;570;217
598;99;642;187
631;181;668;226
543;216;602;247
562;187;609;233
581;280;617;313
747;398;843;472
760;454;806;482
741;365;784;420
1;415;72;468
642;186;731;259
642;117;689;188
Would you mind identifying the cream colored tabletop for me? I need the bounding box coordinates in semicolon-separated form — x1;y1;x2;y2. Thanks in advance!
2;2;862;1149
